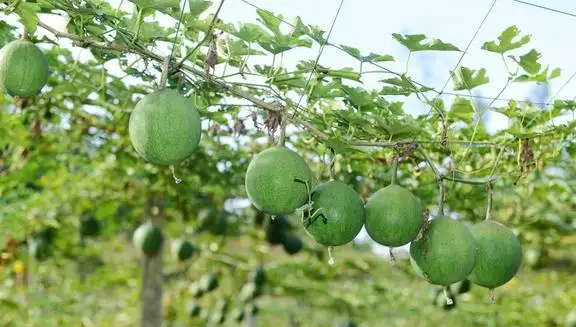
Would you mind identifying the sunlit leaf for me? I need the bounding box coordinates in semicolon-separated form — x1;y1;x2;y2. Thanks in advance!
392;33;460;52
482;25;531;54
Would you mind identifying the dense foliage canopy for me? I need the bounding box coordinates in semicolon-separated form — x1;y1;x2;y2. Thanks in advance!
0;0;575;326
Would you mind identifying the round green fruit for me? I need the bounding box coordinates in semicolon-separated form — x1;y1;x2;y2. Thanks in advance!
303;181;366;247
468;220;522;289
0;39;50;97
188;303;201;317
128;88;202;165
80;215;101;238
199;273;219;292
245;146;312;215
409;216;476;286
249;266;266;287
132;222;164;256
282;233;303;255
231;308;245;322
190;283;204;298
565;310;576;327
30;237;52;261
524;247;546;269
171;239;197;262
365;184;423;247
265;214;291;245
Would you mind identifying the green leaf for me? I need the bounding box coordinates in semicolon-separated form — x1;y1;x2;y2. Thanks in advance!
340;45;394;62
518;49;541;75
325;136;354;154
391;34;460;52
188;0;212;17
380;75;434;96
481;25;531;54
319;67;361;82
449;97;475;124
15;2;41;34
451;67;490;91
256;9;282;36
341;86;374;110
376;116;422;139
133;0;180;10
233;23;269;43
514;67;561;83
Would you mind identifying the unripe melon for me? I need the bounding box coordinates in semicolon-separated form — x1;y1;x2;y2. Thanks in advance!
409;216;476;286
365;184;423;247
128;88;202;165
0;40;50;97
171;239;197;262
132;222;164;256
303;180;366;246
245;146;312;215
468;220;522;289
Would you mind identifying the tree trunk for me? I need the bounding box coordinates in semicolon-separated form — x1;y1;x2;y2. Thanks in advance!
140;197;164;327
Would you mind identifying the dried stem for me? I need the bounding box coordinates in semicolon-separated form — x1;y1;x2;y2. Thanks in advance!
278;112;287;146
159;56;170;89
173;0;226;72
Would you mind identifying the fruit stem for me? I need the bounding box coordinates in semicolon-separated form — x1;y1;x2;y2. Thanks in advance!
329;148;336;181
159;55;171;89
489;288;496;304
389;247;396;264
391;154;399;185
485;182;493;221
327;246;335;265
170;165;182;184
443;287;453;305
278;113;287;146
21;25;30;40
438;179;445;215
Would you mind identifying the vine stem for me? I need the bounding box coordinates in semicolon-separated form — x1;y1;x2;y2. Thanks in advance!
443;287;454;305
159;56;170;89
485;182;493;220
21;24;29;40
329;148;336;181
278;112;287;146
438;179;445;215
391;154;399;185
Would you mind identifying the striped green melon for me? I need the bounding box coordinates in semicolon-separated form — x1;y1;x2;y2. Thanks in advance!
245;146;312;215
0;39;50;97
304;180;366;246
365;184;423;247
128;88;202;165
409;216;476;286
468;220;522;289
132;221;164;256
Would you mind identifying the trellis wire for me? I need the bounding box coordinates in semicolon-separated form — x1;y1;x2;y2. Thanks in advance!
291;0;345;119
511;0;576;18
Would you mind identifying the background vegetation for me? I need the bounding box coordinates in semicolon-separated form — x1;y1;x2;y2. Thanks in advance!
0;0;575;326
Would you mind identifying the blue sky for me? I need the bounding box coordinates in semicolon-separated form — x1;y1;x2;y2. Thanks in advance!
6;0;575;258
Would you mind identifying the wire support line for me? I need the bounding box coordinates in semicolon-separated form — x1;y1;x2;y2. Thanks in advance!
292;0;345;119
550;70;576;102
168;0;189;59
511;0;576;18
437;0;498;96
237;0;434;92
